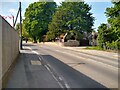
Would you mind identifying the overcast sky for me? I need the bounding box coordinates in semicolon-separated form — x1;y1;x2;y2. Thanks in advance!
0;0;113;31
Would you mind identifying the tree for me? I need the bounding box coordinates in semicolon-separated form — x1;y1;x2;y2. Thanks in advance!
23;1;57;43
15;23;30;40
15;23;20;35
105;1;120;41
47;1;94;41
97;23;111;49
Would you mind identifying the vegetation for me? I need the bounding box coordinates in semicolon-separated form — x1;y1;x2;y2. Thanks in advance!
15;23;20;35
22;0;119;51
97;1;120;50
85;46;102;50
15;23;30;40
23;1;56;43
47;1;94;41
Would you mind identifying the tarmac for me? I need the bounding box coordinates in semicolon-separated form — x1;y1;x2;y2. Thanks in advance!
5;45;60;88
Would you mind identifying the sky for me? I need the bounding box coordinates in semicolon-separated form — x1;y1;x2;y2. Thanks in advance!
0;0;113;31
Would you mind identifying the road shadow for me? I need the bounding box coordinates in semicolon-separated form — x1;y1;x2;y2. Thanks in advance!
4;53;61;88
41;55;111;89
3;50;112;89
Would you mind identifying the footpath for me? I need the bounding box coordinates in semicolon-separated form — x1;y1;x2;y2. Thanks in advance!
4;44;60;88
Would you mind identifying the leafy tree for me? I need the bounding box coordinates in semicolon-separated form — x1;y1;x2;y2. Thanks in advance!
15;23;30;40
97;1;120;50
15;23;20;35
47;1;94;41
105;1;120;41
97;23;111;49
23;1;57;43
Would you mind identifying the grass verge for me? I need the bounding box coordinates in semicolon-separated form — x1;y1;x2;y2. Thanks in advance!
84;46;118;53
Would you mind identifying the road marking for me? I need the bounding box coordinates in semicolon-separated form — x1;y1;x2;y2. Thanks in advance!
59;77;63;81
26;46;65;88
45;65;51;72
38;57;42;61
32;51;39;55
44;65;64;88
65;83;70;88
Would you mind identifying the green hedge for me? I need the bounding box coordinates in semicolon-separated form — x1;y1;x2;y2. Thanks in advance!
105;40;120;50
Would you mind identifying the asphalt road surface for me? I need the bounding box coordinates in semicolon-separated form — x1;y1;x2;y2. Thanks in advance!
25;44;118;88
23;42;118;89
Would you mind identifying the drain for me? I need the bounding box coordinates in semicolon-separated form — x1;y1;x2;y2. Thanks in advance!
31;60;41;65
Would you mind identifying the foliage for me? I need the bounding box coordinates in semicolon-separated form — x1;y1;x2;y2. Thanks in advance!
106;40;120;50
15;23;30;39
15;23;20;35
97;1;120;50
105;1;120;42
23;1;57;43
97;23;113;49
85;46;102;50
65;30;83;41
47;1;94;41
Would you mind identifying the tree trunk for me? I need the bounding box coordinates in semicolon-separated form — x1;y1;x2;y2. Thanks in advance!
33;36;37;43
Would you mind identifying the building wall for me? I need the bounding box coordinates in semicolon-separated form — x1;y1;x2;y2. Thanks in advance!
0;16;19;89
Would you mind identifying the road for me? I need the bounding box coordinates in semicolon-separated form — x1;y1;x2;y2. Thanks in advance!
24;42;118;89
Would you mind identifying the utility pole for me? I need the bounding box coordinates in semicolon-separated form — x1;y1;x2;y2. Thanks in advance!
19;1;22;50
11;15;14;27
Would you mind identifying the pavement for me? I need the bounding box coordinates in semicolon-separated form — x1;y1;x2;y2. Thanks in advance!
5;45;61;88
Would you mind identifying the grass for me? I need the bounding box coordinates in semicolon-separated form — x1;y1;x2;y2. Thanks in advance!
84;46;118;53
85;46;103;50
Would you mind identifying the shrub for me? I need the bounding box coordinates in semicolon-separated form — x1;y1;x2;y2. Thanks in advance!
105;40;120;50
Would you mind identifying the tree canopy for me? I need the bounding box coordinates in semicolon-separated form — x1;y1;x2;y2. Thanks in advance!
105;1;120;41
23;1;57;42
47;1;94;41
97;1;120;50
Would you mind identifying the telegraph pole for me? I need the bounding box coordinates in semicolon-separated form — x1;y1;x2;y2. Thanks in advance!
11;15;14;27
19;1;22;50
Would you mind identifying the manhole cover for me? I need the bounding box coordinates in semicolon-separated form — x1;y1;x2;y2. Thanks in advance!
31;60;41;65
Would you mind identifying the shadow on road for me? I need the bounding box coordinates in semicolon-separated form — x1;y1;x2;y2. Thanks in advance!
4;52;61;88
3;47;111;89
41;55;110;89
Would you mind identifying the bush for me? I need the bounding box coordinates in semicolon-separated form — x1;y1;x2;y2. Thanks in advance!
105;40;120;50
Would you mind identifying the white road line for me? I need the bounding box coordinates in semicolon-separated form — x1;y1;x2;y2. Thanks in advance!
65;83;70;88
38;57;42;61
32;51;39;55
45;65;51;72
26;46;64;88
47;64;51;68
25;46;32;50
44;65;64;88
59;77;63;81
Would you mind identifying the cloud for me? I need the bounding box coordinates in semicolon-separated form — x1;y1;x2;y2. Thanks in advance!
9;8;17;14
